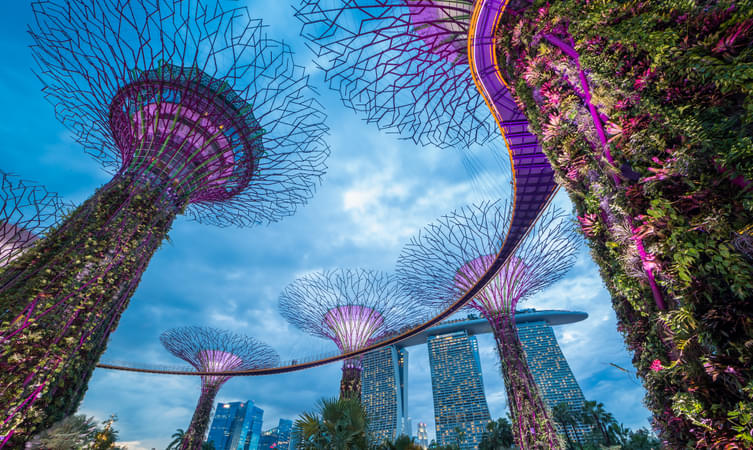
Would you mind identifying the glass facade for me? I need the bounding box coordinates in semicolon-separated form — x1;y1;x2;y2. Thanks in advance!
427;331;491;449
416;421;429;448
361;345;409;443
206;400;264;450
517;320;591;440
257;419;293;450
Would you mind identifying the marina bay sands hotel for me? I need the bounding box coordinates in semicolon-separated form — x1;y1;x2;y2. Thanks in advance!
360;309;590;448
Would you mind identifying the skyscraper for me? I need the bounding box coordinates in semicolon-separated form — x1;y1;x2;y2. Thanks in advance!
207;401;264;450
361;345;409;443
257;419;293;450
517;320;591;439
416;422;429;448
427;330;491;449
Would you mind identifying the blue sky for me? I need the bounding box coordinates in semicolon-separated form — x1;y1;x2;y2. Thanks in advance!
1;1;652;448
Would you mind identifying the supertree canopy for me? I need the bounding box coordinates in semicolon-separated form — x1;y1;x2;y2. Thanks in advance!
0;0;328;444
161;326;279;450
397;200;578;449
296;0;494;148
1;171;68;267
279;269;420;399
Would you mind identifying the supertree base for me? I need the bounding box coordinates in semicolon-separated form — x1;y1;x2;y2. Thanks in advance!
182;384;220;450
487;312;562;449
340;358;363;401
0;173;180;443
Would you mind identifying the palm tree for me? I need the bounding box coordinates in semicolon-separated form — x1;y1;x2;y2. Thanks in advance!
581;401;616;445
27;415;97;449
166;428;185;450
452;426;465;448
378;434;424;450
479;417;515;450
292;397;369;449
608;421;630;446
552;403;579;449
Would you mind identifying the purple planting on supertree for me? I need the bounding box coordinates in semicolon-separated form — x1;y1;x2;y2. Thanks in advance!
0;170;68;267
278;269;420;400
161;326;279;450
296;0;493;148
396;200;578;449
0;0;328;444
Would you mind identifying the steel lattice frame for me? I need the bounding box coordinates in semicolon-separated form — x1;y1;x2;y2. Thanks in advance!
297;0;494;149
161;326;279;450
0;171;68;267
278;269;421;399
396;200;578;449
0;0;327;444
296;0;560;348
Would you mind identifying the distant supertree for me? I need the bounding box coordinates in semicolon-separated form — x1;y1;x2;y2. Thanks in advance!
161;326;279;450
279;269;419;399
0;0;327;443
397;200;578;449
1;171;68;267
296;0;493;148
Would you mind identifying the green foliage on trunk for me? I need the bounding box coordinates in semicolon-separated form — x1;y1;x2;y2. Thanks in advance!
0;175;181;442
495;0;753;445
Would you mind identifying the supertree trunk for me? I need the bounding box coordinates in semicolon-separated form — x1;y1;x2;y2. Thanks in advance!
0;173;181;444
340;357;362;400
181;384;220;450
487;312;561;449
495;1;753;445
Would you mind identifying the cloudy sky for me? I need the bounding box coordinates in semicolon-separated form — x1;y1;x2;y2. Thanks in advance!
1;1;652;448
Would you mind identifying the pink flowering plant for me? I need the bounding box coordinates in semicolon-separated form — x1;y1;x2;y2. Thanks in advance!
496;0;753;447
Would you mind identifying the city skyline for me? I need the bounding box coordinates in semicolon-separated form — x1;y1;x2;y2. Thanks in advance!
0;1;653;448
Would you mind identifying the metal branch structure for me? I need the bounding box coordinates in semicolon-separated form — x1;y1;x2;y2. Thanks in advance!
0;0;328;444
161;326;279;450
279;269;421;400
296;0;560;352
397;200;578;449
297;0;492;149
1;171;68;267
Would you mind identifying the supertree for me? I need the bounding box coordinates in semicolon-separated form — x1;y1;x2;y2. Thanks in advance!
295;0;559;317
1;170;68;267
161;326;279;450
491;1;753;445
303;0;753;445
278;269;420;400
0;0;328;443
397;200;578;449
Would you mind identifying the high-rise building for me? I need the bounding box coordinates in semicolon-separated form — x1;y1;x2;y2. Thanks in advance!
427;330;491;449
517;320;591;440
257;419;293;450
207;400;264;450
361;345;409;443
416;421;429;449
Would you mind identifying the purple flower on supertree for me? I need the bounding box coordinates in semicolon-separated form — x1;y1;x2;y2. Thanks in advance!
0;0;328;444
296;0;493;148
0;170;68;267
161;326;279;450
278;269;422;400
396;200;578;449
